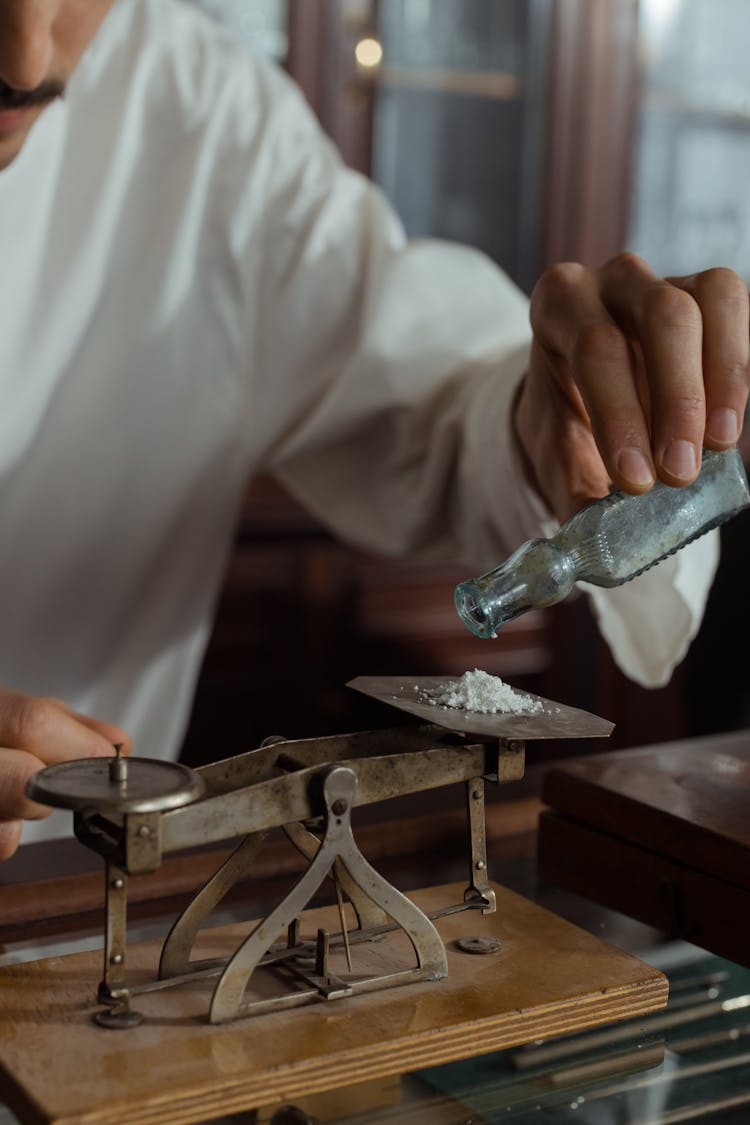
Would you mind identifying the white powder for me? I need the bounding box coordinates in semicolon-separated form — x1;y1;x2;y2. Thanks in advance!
425;668;543;715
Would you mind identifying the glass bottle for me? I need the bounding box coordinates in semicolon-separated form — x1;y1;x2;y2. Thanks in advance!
455;446;750;639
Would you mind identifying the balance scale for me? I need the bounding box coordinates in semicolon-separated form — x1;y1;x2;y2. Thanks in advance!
0;677;668;1124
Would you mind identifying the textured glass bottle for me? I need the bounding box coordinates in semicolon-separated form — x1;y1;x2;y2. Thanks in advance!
455;446;750;639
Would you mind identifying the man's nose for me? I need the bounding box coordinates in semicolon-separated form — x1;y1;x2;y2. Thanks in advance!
0;2;57;92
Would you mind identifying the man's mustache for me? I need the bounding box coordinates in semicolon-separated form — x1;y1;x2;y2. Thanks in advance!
0;79;65;111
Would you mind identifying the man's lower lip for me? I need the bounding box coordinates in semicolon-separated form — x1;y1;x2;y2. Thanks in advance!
0;106;34;132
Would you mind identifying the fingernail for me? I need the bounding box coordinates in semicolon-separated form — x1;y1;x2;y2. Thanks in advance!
618;447;654;487
707;407;739;445
662;440;697;481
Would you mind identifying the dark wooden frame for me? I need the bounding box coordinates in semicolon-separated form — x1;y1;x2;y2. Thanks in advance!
542;0;641;267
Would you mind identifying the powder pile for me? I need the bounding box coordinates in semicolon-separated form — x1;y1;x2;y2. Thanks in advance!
426;668;543;715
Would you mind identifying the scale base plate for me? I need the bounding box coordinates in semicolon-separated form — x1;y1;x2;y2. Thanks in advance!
0;881;667;1125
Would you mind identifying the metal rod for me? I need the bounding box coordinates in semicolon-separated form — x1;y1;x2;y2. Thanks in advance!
334;875;353;972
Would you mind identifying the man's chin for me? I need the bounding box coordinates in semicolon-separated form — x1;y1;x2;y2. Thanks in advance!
0;105;46;171
0;143;25;172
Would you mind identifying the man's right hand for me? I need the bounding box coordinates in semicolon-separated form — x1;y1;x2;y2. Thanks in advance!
516;254;750;522
0;688;131;861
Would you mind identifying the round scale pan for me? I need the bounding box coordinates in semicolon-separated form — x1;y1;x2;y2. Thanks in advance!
26;756;204;814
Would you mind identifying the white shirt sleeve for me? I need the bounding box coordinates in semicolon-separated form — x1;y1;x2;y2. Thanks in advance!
581;533;719;687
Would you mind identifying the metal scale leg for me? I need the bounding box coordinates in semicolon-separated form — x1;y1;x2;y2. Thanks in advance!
283;821;388;930
93;861;145;1028
208;765;448;1024
159;831;269;978
158;822;389;983
464;776;497;913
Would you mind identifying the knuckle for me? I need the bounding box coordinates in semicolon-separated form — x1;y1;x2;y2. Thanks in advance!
530;261;587;321
693;266;748;305
598;250;656;292
641;284;700;331
604;251;652;283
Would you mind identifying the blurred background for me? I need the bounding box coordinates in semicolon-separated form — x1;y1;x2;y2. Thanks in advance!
177;0;750;772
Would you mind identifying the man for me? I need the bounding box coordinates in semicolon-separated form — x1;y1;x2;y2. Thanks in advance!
0;0;747;860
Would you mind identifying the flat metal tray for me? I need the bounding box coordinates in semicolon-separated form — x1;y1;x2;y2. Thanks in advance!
347;675;614;741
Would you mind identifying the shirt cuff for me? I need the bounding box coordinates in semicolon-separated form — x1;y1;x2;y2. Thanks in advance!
580;530;719;688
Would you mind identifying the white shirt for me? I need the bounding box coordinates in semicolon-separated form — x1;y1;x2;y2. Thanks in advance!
0;0;716;844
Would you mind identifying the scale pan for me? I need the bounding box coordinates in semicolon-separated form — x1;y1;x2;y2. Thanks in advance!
347;675;613;741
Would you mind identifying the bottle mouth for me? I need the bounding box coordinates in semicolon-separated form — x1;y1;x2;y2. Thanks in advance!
454;582;497;639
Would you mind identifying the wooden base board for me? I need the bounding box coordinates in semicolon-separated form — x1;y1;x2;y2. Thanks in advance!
0;881;667;1125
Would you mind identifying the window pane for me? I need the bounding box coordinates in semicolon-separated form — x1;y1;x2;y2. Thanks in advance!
369;0;550;292
628;0;750;281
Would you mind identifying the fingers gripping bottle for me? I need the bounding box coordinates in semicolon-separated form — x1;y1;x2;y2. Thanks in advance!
455;446;750;639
